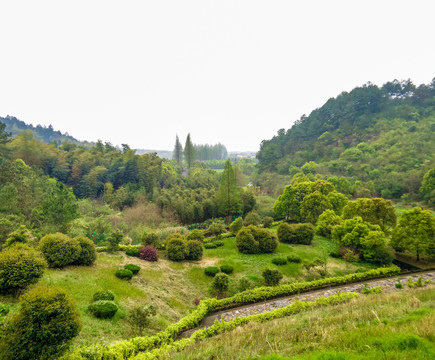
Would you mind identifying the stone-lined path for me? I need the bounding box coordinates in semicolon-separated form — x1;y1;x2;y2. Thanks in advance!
180;271;435;338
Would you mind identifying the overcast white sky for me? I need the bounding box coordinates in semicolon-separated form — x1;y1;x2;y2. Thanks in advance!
1;1;434;151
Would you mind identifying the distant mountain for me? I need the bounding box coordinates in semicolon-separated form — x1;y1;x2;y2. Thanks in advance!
256;79;435;199
0;115;84;145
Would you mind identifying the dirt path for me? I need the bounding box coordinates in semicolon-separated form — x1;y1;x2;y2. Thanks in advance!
180;271;435;338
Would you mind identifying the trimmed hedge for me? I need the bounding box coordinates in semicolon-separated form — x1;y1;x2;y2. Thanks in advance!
115;269;133;280
286;254;302;263
61;266;399;360
204;266;220;277
38;233;81;268
124;264;140;275
220;265;234;274
277;223;315;245
93;290;115;302
88;300;118;319
125;247;140;257
204;242;217;249
272;257;287;265
65;292;358;360
73;236;97;266
236;226;278;254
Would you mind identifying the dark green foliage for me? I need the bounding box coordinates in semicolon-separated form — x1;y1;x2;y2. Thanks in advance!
0;243;47;294
38;233;81;268
166;235;188;261
215;240;224;247
0;286;81;359
277;222;314;245
213;273;229;292
73;235;97;266
229;217;243;234
115;268;133;280
238;277;251;292
186;229;205;242
204;266;220;277
127;304;157;336
88;300;118;319
286;254;302;263
220;264;234;274
236;226;278;254
124;264;140;275
217;160;242;217
272;257;288;265
173;135;183;166
262;268;283;286
125;247;140;257
262;216;274;228
204;242;218;249
186;240;203;261
93;290;115;302
184;133;195;170
244;212;261;226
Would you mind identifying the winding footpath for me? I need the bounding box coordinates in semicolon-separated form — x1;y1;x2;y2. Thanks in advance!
180;271;435;338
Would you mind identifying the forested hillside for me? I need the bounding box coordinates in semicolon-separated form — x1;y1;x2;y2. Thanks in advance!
256;79;435;201
1;116;84;145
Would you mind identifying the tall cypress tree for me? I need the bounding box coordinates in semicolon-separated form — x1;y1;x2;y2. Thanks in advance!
184;133;195;171
217;160;241;218
173;135;183;166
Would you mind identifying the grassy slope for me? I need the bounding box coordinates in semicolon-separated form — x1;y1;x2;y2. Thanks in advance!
164;286;435;360
0;233;372;347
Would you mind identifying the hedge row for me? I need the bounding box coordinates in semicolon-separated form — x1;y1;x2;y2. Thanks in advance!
96;245;143;253
62;266;399;359
133;292;360;360
212;265;400;310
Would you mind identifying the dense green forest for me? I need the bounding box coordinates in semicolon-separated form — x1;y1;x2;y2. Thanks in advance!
256;79;435;201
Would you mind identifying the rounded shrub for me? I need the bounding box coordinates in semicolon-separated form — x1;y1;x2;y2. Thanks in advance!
204;266;220;277
141;233;159;246
220;264;234;274
139;245;158;262
88;300;118;319
124;264;140;275
262;268;283;286
236;227;258;254
125;247;140;257
207;221;226;236
166;234;188;261
236;226;278;254
93;290;115;302
244;212;261;226
229;217;243;235
186;240;203;261
277;223;314;245
262;216;274;228
73;236;97;266
286;254;302;263
213;273;229;292
115;269;133;280
272;257;287;265
0;243;47;295
215;241;224;247
204;242;217;249
0;286;81;359
186;229;205;242
38;233;81;268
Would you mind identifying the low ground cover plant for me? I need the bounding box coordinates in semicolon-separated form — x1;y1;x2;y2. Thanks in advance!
124;264;140;275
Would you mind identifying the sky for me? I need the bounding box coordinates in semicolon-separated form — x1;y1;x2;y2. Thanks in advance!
0;1;434;152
